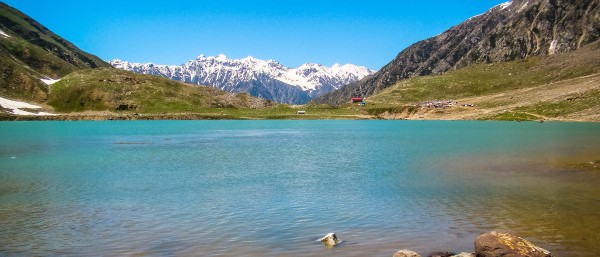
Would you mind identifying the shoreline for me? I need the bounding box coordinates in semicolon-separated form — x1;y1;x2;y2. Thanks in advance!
1;112;597;122
0;113;376;121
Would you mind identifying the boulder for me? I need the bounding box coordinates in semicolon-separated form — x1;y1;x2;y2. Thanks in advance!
319;233;341;248
393;249;421;257
474;231;552;257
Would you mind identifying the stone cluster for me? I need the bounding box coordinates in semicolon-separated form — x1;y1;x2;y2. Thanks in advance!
393;231;552;257
320;231;552;257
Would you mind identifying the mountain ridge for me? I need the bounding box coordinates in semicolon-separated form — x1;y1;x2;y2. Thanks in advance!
314;0;600;105
111;55;374;104
0;2;110;102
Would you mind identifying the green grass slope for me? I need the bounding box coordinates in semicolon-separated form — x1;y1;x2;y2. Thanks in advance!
367;40;600;121
47;68;275;114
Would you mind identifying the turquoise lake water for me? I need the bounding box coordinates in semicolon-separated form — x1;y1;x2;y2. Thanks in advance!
1;120;599;256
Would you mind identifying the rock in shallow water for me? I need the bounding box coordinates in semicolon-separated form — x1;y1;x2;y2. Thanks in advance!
393;249;421;257
451;252;475;257
428;252;455;257
319;232;341;248
474;231;552;257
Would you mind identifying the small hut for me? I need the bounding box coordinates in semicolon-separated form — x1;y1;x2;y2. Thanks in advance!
351;97;363;103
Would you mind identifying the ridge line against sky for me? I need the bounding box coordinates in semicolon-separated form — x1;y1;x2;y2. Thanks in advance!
4;0;507;70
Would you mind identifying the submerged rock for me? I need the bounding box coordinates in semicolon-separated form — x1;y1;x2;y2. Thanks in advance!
428;252;455;257
474;231;552;257
451;253;475;257
319;232;341;248
393;249;421;257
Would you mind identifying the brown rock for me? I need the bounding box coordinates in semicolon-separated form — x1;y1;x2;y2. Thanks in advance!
319;232;341;248
474;231;552;257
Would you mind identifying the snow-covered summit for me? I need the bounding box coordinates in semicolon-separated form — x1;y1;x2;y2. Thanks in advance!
110;55;374;104
498;1;512;10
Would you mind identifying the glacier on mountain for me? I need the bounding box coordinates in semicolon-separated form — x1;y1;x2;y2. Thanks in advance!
110;55;374;104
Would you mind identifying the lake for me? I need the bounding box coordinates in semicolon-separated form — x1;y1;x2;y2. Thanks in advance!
1;120;599;256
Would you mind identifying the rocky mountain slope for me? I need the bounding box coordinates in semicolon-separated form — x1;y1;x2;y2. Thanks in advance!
0;2;110;102
366;39;600;121
111;55;374;104
315;0;600;105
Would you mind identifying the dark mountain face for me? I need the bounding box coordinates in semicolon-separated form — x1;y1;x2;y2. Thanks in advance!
0;2;109;101
223;76;312;105
315;0;600;105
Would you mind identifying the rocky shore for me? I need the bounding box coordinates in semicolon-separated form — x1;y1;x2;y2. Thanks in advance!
393;231;552;257
0;112;240;121
321;231;552;257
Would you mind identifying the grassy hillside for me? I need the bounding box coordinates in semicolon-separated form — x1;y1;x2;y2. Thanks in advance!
0;2;110;102
47;68;276;113
366;40;600;121
40;68;368;120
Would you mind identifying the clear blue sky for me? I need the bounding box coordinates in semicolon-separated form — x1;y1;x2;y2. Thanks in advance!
5;0;507;70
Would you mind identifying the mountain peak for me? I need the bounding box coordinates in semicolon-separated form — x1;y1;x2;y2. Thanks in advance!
111;55;374;104
216;54;227;61
498;1;512;10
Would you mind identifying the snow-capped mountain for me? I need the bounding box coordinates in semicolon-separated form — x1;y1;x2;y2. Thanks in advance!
110;55;374;104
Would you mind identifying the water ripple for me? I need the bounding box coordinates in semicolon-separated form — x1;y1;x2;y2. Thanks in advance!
1;121;600;256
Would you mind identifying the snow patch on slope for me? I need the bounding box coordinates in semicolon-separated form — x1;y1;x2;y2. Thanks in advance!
499;1;512;10
0;96;55;116
467;1;512;21
0;29;10;38
40;78;61;85
548;39;558;55
518;1;529;12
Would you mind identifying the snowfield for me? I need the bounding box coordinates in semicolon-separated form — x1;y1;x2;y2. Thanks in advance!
40;78;61;85
0;96;55;116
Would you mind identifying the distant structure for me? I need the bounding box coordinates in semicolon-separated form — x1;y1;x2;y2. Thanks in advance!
351;97;363;103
